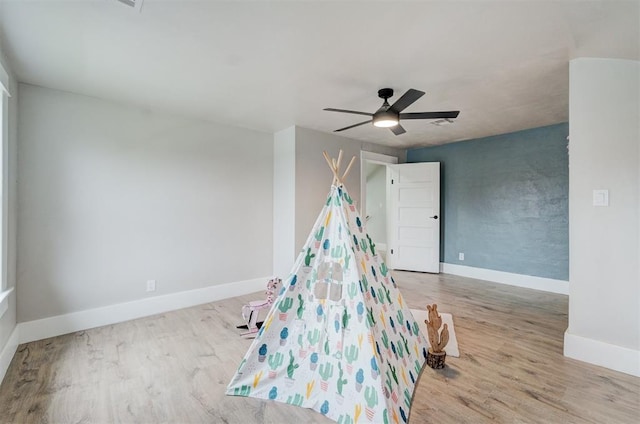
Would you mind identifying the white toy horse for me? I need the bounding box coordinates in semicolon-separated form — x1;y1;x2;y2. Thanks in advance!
238;277;281;336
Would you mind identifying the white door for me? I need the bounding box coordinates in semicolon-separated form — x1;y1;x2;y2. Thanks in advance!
386;163;440;273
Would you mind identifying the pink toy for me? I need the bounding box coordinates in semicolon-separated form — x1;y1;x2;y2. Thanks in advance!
238;277;281;336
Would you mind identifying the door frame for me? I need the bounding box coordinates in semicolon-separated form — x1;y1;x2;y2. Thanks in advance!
359;151;398;220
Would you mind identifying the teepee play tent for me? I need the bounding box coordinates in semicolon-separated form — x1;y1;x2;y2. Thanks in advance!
227;151;429;423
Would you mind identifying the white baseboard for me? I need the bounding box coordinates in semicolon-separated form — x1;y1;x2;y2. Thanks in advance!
0;325;18;384
18;276;269;345
440;263;569;295
564;331;640;377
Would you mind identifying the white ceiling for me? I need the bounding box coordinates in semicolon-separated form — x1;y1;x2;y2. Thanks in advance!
0;0;638;148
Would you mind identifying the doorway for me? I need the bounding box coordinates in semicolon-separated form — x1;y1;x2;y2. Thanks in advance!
360;151;398;259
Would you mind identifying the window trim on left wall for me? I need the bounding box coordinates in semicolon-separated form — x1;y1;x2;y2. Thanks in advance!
0;59;12;317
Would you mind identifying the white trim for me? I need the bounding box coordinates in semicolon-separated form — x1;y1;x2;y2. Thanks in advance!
360;151;399;165
0;61;9;97
0;325;18;384
18;276;269;344
440;262;569;295
564;331;640;377
0;287;13;319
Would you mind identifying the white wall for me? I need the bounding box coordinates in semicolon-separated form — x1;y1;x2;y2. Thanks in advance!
565;58;640;376
269;126;403;277
0;46;18;380
17;84;273;323
273;127;296;278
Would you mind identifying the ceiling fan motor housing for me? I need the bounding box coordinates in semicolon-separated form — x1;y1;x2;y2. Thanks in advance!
378;88;394;100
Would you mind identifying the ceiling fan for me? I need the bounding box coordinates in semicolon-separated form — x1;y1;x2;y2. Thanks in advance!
324;88;460;135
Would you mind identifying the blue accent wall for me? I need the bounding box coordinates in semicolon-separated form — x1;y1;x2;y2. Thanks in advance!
407;123;569;280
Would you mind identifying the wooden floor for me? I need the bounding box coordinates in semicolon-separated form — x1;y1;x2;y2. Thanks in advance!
1;271;638;423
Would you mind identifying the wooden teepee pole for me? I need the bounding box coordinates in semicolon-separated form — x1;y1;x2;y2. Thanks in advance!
341;156;356;181
323;150;356;188
322;151;339;185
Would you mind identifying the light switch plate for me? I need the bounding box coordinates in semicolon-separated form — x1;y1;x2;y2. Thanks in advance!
593;189;609;207
146;280;156;292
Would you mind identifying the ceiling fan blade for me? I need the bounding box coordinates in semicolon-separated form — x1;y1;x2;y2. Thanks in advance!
334;120;372;132
389;89;425;113
390;124;406;136
400;111;460;120
324;108;373;117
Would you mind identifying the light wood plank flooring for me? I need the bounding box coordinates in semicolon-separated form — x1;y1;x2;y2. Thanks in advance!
1;271;638;423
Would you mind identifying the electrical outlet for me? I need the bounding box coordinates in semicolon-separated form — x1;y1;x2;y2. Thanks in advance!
146;280;156;292
458;252;464;261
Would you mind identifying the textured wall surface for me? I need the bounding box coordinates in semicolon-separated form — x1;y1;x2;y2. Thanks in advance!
407;123;569;280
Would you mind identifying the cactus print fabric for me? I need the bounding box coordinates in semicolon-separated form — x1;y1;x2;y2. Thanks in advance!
227;185;429;423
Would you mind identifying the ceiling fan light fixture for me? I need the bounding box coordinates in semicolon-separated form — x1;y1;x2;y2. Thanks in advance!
373;118;398;128
373;110;399;128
